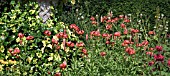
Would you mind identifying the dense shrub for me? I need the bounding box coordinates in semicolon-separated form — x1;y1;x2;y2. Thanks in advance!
0;1;85;75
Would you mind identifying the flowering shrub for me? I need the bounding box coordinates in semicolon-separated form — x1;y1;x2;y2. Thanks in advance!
62;9;170;75
0;1;86;76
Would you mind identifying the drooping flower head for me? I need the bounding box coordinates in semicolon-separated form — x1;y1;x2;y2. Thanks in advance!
155;45;163;52
154;54;164;61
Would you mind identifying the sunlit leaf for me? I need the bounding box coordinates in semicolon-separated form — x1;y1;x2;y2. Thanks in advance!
26;57;33;64
42;40;47;47
16;37;20;43
36;53;42;58
54;53;61;61
0;46;4;53
65;47;70;53
47;44;52;49
61;42;64;50
48;56;53;61
10;1;15;5
71;0;76;5
0;22;5;24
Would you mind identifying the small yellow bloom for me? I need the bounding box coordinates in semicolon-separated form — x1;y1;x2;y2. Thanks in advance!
16;37;20;43
8;60;17;64
47;24;52;27
47;38;51;41
36;53;42;58
48;57;53;61
42;40;47;47
36;16;40;19
0;60;8;64
0;22;5;24
47;44;52;49
26;57;33;63
71;0;75;5
53;36;59;41
65;47;70;53
0;60;3;62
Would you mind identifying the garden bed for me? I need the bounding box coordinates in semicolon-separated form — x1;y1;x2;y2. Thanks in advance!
0;0;170;76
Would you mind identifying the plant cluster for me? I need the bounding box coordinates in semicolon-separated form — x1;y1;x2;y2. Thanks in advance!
0;0;170;76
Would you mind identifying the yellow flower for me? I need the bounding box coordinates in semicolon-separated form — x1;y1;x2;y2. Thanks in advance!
16;37;20;43
53;36;59;41
26;57;33;63
50;6;54;10
0;60;3;62
65;47;70;53
71;0;75;5
36;16;40;19
36;53;42;58
0;60;8;65
42;40;47;47
41;47;45;53
47;23;52;27
48;57;53;61
0;22;5;24
8;60;17;64
47;44;52;49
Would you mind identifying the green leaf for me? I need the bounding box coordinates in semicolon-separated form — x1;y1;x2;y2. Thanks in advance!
34;4;39;9
153;35;158;41
29;10;35;15
161;71;168;76
10;1;15;5
16;37;20;43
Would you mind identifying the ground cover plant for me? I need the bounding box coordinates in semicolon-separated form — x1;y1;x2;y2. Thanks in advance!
0;0;170;76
